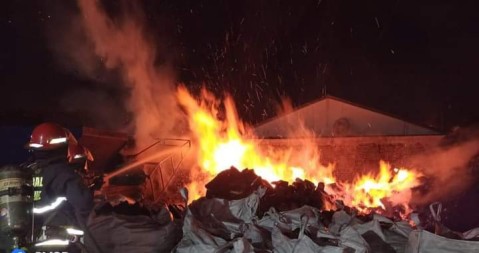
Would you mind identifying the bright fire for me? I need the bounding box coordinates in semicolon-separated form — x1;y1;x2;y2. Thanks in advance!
328;161;421;214
177;86;422;214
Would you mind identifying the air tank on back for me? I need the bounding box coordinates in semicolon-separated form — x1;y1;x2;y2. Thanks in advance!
0;165;33;249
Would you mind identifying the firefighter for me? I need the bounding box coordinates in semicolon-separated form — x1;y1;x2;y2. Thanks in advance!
68;141;103;191
24;122;94;251
67;134;93;174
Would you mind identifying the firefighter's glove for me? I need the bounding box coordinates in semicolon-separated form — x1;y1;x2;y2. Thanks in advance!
90;175;105;191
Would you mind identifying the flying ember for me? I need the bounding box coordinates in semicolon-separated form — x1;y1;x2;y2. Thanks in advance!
176;85;422;214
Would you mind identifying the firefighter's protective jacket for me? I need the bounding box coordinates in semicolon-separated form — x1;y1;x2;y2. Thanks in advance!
33;157;93;228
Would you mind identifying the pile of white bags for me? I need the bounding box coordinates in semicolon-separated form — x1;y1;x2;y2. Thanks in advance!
405;202;479;253
172;189;479;253
173;187;397;252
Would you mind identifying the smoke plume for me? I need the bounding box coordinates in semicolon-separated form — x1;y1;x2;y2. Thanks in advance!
76;0;187;148
59;88;129;130
47;0;186;148
410;134;479;205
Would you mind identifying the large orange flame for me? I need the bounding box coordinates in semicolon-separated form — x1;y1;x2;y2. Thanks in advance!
327;161;421;215
177;86;422;214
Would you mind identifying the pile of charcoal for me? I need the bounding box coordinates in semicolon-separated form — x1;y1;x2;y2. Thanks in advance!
205;166;333;216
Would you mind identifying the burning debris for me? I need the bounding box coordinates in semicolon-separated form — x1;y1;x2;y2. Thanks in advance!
77;84;479;252
75;85;470;252
205;167;268;200
170;167;479;253
176;86;423;217
87;160;479;252
204;166;328;215
203;167;414;220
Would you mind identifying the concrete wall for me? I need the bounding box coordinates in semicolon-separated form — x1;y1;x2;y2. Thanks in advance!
257;135;444;181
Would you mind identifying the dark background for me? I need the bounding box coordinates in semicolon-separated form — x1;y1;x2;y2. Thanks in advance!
1;0;479;162
2;1;479;232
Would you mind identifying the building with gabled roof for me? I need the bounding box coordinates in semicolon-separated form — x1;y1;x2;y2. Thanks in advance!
254;95;440;138
253;95;445;180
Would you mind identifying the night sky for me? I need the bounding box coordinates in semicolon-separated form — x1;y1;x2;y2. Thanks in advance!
1;0;479;131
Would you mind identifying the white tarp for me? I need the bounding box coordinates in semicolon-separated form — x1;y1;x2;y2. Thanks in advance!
174;187;266;252
405;202;479;253
405;229;479;253
173;190;479;253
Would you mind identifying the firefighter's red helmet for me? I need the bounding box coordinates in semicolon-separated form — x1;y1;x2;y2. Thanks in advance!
26;122;69;150
68;143;94;163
